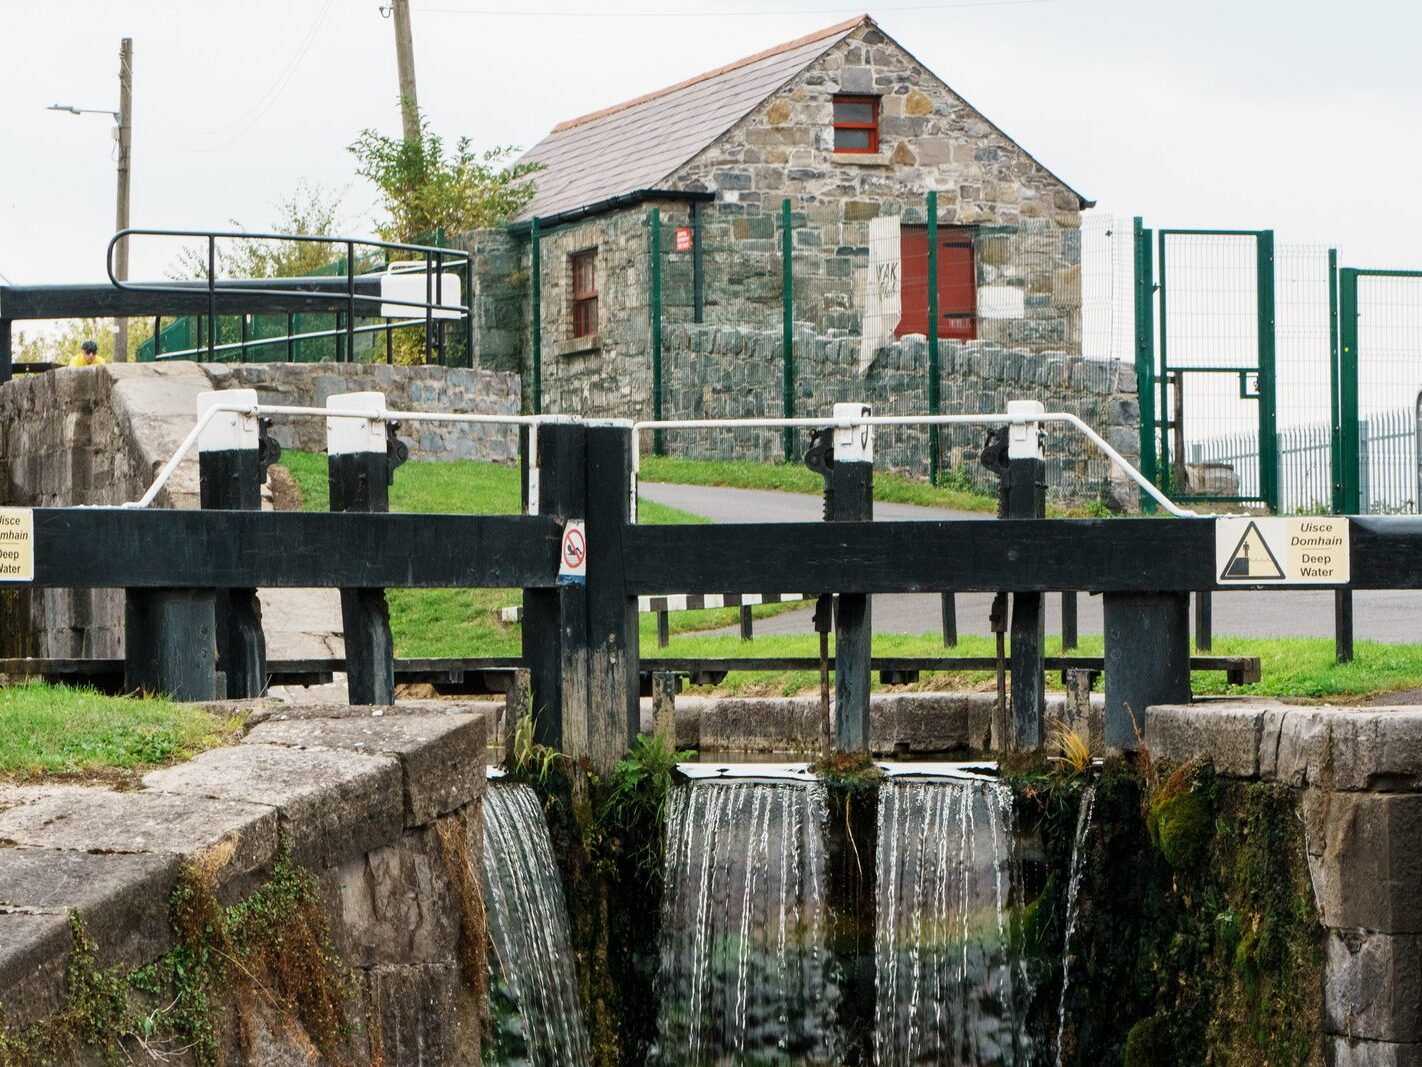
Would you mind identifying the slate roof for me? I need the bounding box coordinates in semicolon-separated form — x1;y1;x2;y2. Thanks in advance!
514;14;1089;221
514;16;863;221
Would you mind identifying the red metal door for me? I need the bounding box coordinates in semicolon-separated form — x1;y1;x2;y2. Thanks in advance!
895;226;977;341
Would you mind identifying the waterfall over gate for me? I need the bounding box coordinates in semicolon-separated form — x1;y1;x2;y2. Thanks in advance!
874;777;1030;1066
481;783;592;1067
656;779;838;1064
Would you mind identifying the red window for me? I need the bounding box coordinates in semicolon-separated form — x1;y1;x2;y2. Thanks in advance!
833;94;879;154
570;249;597;338
896;225;977;342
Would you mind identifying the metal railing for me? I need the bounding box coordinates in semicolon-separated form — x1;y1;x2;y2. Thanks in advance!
106;229;473;367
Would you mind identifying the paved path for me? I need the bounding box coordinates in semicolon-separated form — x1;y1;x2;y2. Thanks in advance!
637;482;1422;643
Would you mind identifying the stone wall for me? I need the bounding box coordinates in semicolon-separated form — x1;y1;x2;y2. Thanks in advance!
0;701;492;1064
1148;701;1422;1066
645;324;1137;506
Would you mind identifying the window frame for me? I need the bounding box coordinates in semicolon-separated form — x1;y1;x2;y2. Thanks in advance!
569;248;598;339
832;93;880;154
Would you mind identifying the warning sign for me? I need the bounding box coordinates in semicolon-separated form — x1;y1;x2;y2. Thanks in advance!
558;520;587;586
1215;517;1349;586
0;509;33;582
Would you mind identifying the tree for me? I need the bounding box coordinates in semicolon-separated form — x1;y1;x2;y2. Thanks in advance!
348;110;540;243
14;316;154;365
171;181;352;280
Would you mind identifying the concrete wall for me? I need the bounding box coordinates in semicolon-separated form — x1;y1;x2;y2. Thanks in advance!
1148;701;1422;1066
0;702;492;1063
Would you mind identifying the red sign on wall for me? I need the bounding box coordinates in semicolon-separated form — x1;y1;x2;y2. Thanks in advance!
674;227;693;253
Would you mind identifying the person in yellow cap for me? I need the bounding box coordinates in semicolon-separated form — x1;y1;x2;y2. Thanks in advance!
69;339;109;368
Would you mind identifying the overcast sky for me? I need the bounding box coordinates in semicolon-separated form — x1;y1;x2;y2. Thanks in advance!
2;0;1420;288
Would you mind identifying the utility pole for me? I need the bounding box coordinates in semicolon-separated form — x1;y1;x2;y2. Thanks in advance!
114;37;133;362
391;0;420;142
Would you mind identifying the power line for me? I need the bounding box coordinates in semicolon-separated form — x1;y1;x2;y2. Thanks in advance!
415;0;1052;14
130;0;335;149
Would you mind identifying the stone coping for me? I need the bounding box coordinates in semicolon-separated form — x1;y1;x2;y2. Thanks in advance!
1146;701;1422;791
0;703;488;1029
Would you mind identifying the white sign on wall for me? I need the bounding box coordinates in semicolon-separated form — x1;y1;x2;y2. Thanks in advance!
859;215;902;372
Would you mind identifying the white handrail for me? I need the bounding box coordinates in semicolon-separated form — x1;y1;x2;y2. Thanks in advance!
124;402;541;509
631;412;1200;519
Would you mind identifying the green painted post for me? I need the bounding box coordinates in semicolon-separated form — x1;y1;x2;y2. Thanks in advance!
1328;249;1343;514
651;208;664;456
530;216;542;415
1133;218;1158;513
1256;231;1280;513
1155;227;1171;497
927;191;941;485
781;198;794;463
1339;268;1361;514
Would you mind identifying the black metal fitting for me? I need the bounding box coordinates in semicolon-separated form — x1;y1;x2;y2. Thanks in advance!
804;428;835;520
386;422;410;485
256;417;282;484
980;426;1012;517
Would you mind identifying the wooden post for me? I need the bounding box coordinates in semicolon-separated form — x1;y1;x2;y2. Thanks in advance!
197;390;266;699
124;589;218;700
656;609;670;649
941;592;957;647
0;319;11;383
584;422;640;771
1103;592;1191;751
739;603;753;641
829;402;873;751
1061;590;1078;651
652;670;677;741
1335;588;1355;664
521;419;587;752
1195;590;1213;652
502;667;530;767
326;392;395;706
1007;400;1046;750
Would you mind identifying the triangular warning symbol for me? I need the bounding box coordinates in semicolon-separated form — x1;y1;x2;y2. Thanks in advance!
1221;521;1285;581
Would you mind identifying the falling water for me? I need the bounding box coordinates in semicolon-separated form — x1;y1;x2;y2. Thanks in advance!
874;777;1030;1066
655;779;838;1064
1053;784;1097;1067
481;783;591;1067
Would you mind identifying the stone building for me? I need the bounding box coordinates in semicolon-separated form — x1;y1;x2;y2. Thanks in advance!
465;15;1139;502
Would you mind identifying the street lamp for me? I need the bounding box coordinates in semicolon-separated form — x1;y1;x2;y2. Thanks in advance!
48;38;132;362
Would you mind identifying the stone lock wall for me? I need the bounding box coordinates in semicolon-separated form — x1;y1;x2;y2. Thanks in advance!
0;702;493;1064
1148;701;1422;1066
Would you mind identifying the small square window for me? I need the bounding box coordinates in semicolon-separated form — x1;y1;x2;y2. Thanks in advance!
570;249;597;338
833;94;879;154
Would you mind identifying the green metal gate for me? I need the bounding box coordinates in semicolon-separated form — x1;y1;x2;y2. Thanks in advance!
1336;267;1422;514
1136;225;1279;511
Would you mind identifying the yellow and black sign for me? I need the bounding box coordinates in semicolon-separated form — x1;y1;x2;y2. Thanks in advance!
0;508;34;582
1215;516;1349;586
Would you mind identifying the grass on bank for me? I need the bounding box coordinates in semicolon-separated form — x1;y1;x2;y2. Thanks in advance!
651;631;1422;702
0;682;242;779
276;452;802;658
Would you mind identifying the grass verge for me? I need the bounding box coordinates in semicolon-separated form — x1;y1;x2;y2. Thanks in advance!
277;453;802;657
651;631;1422;702
0;682;242;779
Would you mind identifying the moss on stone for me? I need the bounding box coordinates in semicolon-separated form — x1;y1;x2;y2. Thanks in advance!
1146;759;1216;870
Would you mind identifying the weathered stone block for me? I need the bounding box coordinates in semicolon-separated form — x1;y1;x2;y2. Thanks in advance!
1330;1036;1422;1066
144;743;403;870
0;785;276;884
1145;702;1273;778
0;847;180;970
1325;929;1422;1042
1303;791;1422;933
0;911;71;1029
1262;707;1422;792
244;712;487;827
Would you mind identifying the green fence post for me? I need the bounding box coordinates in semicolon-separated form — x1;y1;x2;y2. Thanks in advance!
1155;227;1171;497
1133;218;1157;513
927;191;940;485
781;197;794;463
1339;267;1360;514
1328;249;1343;514
651;208;664;456
1256;230;1280;513
530;216;542;415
